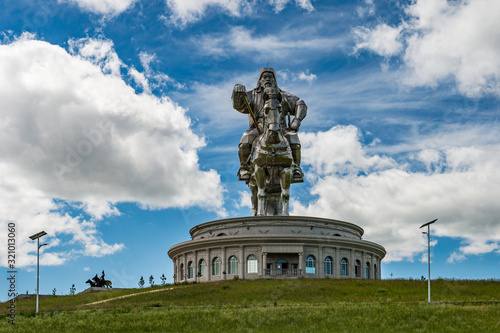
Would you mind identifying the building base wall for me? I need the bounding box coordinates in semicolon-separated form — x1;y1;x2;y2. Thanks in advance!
168;216;386;283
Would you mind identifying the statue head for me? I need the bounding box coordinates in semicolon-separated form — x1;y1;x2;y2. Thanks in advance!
257;67;277;91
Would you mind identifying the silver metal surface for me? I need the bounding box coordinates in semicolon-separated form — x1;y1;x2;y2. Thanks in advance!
233;68;307;215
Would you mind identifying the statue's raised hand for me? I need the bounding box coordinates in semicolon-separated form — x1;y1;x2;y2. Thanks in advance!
232;84;246;106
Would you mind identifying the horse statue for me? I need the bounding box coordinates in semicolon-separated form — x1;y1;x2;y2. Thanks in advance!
89;273;113;288
85;279;96;287
248;86;293;216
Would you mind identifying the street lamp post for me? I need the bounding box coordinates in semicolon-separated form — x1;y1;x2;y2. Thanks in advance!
419;219;437;303
29;231;47;314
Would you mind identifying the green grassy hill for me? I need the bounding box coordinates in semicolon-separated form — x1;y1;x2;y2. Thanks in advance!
1;279;499;332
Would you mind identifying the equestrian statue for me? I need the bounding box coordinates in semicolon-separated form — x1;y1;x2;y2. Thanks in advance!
232;67;307;216
85;270;112;288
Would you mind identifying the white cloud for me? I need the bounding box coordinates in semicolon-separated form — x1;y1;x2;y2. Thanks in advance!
270;0;314;13
292;125;500;262
294;0;314;12
165;0;250;26
447;251;466;264
357;0;375;18
194;26;343;61
353;24;404;57
278;69;317;85
300;126;396;177
164;0;314;26
60;0;136;15
354;0;500;97
69;38;122;75
235;191;252;210
138;51;185;90
0;36;224;267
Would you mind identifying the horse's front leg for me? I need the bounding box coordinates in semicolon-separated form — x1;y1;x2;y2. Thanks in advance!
280;167;292;216
254;166;266;216
249;182;258;216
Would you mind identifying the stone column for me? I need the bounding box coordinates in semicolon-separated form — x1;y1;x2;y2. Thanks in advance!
298;252;303;275
183;255;187;282
194;250;198;282
206;248;211;281
318;246;323;278
222;247;227;280
361;251;365;279
349;249;354;278
377;256;381;279
370;255;374;280
240;246;245;279
262;252;268;275
175;257;179;283
335;247;340;279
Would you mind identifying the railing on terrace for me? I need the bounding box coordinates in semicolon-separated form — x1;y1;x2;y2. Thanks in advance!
264;269;302;276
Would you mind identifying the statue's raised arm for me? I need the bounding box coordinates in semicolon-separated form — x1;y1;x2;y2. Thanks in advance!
232;67;307;216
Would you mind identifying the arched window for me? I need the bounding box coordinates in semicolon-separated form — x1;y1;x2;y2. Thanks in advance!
188;261;194;279
228;256;238;275
217;233;226;237
199;259;206;277
247;255;258;274
341;258;348;276
212;257;221;275
180;263;184;280
306;255;316;274
365;262;370;279
324;256;333;275
374;264;377;279
333;234;341;237
355;260;361;278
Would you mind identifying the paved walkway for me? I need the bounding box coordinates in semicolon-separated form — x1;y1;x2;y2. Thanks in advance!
85;286;186;306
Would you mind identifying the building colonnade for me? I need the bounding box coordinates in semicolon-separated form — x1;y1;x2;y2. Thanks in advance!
173;245;382;283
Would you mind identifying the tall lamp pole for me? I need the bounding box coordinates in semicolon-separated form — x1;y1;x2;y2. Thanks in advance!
29;231;48;314
419;219;437;303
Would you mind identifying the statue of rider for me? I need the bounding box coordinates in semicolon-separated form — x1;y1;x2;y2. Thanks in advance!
100;270;105;285
232;67;307;182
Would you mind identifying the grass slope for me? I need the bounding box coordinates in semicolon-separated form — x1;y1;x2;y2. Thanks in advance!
1;279;499;332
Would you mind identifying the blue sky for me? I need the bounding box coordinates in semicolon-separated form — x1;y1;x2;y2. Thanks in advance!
1;0;500;300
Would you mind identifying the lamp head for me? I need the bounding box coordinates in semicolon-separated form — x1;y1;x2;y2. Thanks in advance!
29;231;47;240
419;219;438;229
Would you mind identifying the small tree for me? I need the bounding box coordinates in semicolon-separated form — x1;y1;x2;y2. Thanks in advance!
149;275;155;287
69;284;76;295
138;276;145;288
52;288;57;296
160;274;167;285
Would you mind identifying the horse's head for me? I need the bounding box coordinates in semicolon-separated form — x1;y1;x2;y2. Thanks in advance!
263;87;283;144
85;279;91;284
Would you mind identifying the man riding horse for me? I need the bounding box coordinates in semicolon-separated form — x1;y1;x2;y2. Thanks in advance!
232;67;307;183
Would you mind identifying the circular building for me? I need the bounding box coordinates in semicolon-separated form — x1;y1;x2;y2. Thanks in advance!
168;216;386;282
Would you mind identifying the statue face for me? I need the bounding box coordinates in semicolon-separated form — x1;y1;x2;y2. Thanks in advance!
260;72;276;88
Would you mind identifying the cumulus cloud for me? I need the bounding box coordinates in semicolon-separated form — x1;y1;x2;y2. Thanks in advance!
164;0;314;26
60;0;136;16
292;125;500;262
354;0;500;97
353;23;404;57
0;35;224;267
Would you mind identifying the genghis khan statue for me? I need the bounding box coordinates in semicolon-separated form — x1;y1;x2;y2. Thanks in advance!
232;67;307;216
232;67;307;182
